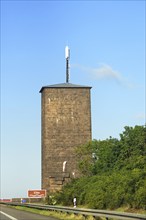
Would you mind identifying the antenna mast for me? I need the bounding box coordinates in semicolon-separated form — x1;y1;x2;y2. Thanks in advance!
65;46;70;83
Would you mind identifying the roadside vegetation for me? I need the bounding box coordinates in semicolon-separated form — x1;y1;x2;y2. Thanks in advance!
47;125;146;211
12;206;97;220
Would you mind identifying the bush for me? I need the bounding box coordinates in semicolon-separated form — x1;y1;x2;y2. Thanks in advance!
51;126;146;210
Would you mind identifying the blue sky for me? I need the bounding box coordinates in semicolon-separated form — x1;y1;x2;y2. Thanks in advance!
1;1;145;199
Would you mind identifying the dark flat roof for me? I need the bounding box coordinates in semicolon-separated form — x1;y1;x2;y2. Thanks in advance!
39;83;92;93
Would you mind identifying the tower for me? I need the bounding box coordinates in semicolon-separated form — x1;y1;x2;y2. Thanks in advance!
40;48;92;192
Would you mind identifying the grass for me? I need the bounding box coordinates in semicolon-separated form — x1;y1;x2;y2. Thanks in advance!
11;205;99;220
10;204;146;220
115;206;146;215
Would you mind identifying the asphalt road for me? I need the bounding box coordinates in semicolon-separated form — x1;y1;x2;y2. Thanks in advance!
0;205;59;220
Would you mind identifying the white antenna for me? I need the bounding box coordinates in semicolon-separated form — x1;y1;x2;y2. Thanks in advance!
65;46;70;83
65;46;70;59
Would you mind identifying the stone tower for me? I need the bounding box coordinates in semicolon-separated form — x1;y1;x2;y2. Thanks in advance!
40;83;92;192
40;46;92;192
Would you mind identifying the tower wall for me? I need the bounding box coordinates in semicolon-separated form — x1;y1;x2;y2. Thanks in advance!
40;85;92;192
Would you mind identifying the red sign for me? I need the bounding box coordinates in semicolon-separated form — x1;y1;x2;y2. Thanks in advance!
0;199;12;202
28;190;46;198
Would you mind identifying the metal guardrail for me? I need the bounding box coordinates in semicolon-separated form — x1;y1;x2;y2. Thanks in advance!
0;202;146;220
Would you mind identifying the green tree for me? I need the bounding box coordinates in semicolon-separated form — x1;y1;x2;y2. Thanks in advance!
117;125;146;170
52;125;146;210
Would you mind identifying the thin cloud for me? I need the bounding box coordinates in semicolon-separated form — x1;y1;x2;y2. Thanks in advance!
89;63;122;81
135;113;146;120
71;63;132;87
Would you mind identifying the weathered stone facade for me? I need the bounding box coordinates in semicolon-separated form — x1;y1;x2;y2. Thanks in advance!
40;83;92;192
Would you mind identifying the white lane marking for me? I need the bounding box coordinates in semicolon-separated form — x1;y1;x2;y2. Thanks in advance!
0;211;18;220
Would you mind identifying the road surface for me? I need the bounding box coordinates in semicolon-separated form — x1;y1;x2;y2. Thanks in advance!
0;204;59;220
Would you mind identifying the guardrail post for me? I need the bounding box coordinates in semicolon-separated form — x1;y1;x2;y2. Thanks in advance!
93;216;100;220
93;216;103;220
82;214;87;219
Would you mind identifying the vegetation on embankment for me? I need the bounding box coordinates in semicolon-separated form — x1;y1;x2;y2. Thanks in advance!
47;125;146;210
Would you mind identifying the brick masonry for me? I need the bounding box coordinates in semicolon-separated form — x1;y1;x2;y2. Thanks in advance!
40;84;92;192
